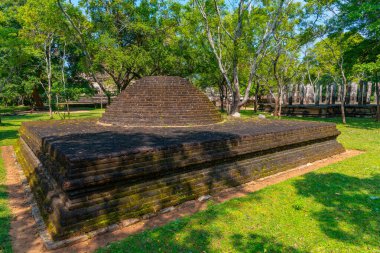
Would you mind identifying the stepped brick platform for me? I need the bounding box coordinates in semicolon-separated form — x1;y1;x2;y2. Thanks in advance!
16;76;344;241
18;119;344;240
99;76;222;126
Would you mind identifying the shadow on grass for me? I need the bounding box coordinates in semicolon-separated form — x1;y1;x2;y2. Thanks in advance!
98;191;309;253
99;172;380;252
231;233;309;253
294;172;380;247
99;211;308;253
0;130;19;144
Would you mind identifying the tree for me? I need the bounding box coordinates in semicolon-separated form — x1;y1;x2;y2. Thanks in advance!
0;0;42;123
194;0;291;116
303;47;322;105
57;0;194;103
354;55;380;121
312;33;362;123
18;0;68;118
268;1;302;116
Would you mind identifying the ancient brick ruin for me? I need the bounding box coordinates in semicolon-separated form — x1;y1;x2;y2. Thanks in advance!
17;76;344;240
99;76;222;126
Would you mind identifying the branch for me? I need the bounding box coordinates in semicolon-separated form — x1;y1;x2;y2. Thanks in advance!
195;0;233;90
240;0;289;106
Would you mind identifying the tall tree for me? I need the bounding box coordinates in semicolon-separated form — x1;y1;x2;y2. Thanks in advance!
354;56;380;121
18;0;67;118
195;0;291;116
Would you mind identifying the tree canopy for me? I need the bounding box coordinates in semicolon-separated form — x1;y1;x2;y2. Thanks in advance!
0;0;379;122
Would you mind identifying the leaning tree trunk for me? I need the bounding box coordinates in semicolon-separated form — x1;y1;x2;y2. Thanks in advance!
254;81;260;112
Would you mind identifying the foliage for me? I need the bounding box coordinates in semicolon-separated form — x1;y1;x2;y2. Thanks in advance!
0;0;379;118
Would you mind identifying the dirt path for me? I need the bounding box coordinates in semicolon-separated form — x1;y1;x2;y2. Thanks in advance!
1;146;362;253
2;146;45;253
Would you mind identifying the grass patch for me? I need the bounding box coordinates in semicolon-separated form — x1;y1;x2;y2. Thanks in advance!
0;109;104;147
0;106;30;115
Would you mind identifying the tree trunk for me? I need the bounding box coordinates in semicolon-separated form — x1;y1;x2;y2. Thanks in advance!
254;81;260;112
341;84;347;124
32;86;44;108
376;82;380;122
274;97;279;117
278;88;283;118
230;90;240;115
62;41;70;117
44;37;53;119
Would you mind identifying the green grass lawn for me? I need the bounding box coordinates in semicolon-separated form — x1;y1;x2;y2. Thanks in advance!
0;106;31;115
0;109;104;147
0;110;379;252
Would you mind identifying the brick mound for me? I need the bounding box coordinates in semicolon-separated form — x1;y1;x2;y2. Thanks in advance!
17;118;344;240
99;76;222;126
